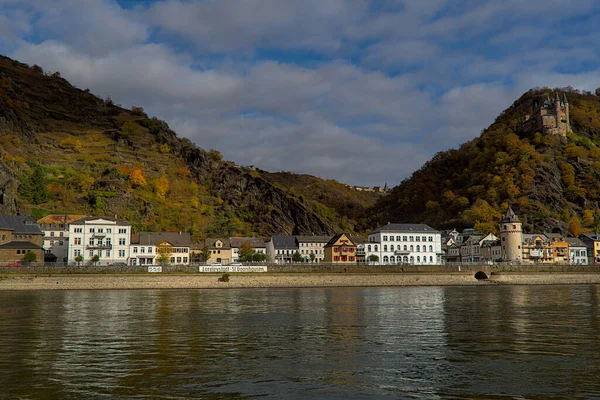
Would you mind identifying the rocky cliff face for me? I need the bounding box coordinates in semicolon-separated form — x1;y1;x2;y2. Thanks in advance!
0;160;17;214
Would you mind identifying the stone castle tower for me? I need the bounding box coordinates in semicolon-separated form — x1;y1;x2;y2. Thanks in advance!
524;92;570;137
500;207;523;261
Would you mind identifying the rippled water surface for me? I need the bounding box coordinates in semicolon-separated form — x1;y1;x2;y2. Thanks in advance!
1;285;600;399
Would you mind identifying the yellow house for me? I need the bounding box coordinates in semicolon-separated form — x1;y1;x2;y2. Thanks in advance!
324;233;357;263
205;238;232;264
548;236;569;264
521;234;553;264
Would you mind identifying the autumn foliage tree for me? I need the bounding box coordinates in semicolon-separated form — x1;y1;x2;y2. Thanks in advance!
154;176;170;198
129;168;147;187
157;242;173;265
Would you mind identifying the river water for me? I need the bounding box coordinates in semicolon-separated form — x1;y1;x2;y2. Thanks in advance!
0;285;599;399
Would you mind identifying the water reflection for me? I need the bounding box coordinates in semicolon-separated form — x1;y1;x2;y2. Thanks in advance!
0;286;599;399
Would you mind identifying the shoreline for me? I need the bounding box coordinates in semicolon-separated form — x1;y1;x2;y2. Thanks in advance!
1;272;600;290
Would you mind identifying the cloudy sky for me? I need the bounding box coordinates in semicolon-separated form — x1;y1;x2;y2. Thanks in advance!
1;1;599;186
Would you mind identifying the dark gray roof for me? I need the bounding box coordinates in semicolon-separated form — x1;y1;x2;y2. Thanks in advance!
349;235;367;244
564;237;587;247
0;214;43;235
270;235;298;250
295;235;332;243
325;233;355;247
501;207;520;223
70;216;130;226
229;237;267;248
369;223;439;235
138;232;191;247
205;238;231;250
0;241;42;249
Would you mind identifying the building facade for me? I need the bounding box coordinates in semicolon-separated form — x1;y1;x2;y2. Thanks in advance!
230;237;267;262
0;214;44;264
565;237;588;265
523;92;570;137
131;232;191;266
365;223;442;265
323;233;356;263
37;214;85;263
266;235;298;263
204;238;232;264
295;236;331;262
68;217;131;266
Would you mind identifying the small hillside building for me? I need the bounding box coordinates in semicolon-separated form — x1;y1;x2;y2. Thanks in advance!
323;233;356;263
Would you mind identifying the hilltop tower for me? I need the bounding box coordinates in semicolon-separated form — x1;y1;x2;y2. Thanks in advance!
523;91;570;137
500;207;523;261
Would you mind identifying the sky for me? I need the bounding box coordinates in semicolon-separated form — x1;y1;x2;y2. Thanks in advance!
1;1;600;186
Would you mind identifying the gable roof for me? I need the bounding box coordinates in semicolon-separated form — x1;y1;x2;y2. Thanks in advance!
369;223;439;235
564;237;587;248
205;238;231;250
0;214;42;235
37;214;86;225
270;235;298;250
229;237;267;248
325;233;355;247
138;232;191;247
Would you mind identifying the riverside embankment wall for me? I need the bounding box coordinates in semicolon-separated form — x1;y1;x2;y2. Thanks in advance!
1;263;600;274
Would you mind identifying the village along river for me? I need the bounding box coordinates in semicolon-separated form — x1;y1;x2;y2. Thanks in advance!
0;285;599;399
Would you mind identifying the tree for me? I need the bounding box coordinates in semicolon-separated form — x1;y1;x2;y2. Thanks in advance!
22;251;37;263
252;252;266;262
154;176;170;198
196;249;211;263
91;254;100;265
292;251;303;263
568;216;582;237
75;255;83;265
309;252;316;262
129;168;147;187
596;87;600;97
238;242;255;262
157;242;173;265
18;163;49;204
368;254;379;263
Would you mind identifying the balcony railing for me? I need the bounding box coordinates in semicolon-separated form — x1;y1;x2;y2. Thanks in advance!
86;244;113;250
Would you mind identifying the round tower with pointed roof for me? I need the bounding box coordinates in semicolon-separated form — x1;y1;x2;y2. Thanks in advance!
499;207;523;261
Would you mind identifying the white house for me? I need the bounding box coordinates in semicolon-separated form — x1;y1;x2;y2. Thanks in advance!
266;235;298;263
68;217;131;266
133;232;191;265
565;237;589;265
365;223;442;265
37;214;85;263
294;236;331;262
230;237;267;262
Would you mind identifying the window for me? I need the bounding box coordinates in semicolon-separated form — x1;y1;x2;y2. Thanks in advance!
141;247;145;254
404;245;407;251
396;236;401;241
383;256;389;263
374;245;378;251
148;247;152;253
133;247;138;253
89;238;94;245
59;232;64;237
422;236;426;241
106;250;111;257
50;240;55;246
389;256;395;263
429;236;433;242
1;234;5;241
417;256;420;262
383;245;387;251
383;236;387;241
74;250;81;257
349;256;354;261
403;256;408;262
16;250;21;254
119;238;126;245
409;236;414;241
98;228;104;233
410;245;414;252
368;245;371;252
50;232;55;237
390;245;394;251
403;236;407;241
430;256;433;263
183;257;188;263
106;238;111;246
107;228;112;233
177;257;182;263
389;236;394;241
74;228;82;233
119;228;127;234
334;256;339;261
429;245;433;252
90;228;95;233
59;241;64;246
119;250;125;257
89;250;94;257
416;245;420;252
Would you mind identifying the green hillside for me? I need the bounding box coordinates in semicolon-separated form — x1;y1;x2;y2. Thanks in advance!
0;55;378;239
369;87;600;235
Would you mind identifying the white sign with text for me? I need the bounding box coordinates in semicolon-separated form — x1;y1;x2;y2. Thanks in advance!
198;266;268;273
148;266;163;273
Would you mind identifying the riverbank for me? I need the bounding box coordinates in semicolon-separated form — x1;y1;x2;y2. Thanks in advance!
1;272;600;290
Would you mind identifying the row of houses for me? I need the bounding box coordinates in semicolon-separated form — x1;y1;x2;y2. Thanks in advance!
3;208;600;266
444;208;590;265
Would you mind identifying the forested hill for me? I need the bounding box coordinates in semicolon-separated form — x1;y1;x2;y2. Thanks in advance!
0;55;380;239
369;87;600;235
